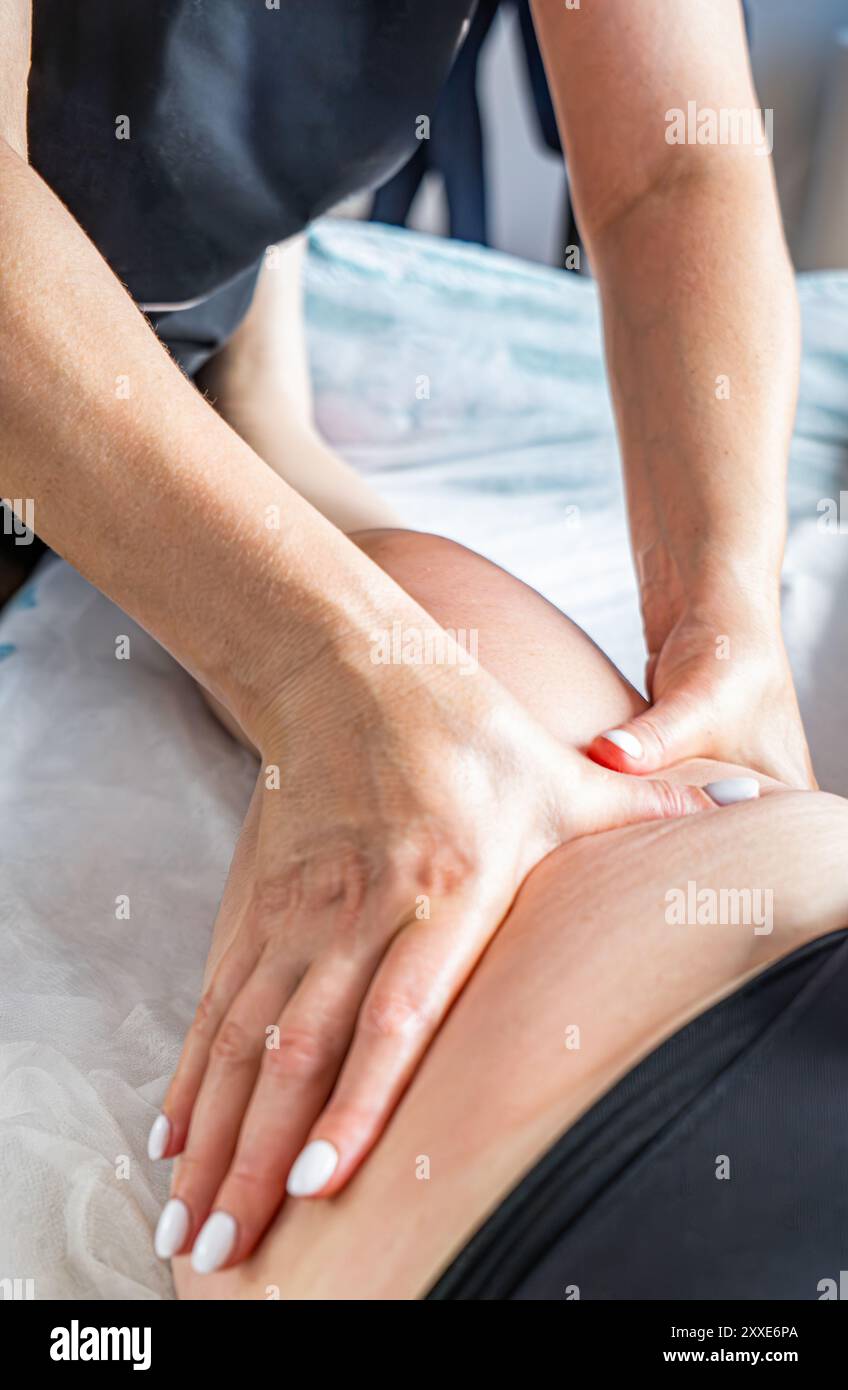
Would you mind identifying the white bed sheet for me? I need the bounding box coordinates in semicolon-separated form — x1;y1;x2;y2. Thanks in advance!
1;220;847;1299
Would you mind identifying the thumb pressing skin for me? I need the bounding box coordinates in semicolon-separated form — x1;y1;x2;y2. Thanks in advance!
587;695;709;775
579;764;760;840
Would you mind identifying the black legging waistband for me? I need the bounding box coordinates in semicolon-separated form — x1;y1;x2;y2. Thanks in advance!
427;928;848;1299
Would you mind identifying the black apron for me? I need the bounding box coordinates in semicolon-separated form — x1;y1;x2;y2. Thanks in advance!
28;0;476;374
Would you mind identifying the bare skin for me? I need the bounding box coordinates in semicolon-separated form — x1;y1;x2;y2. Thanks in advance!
196;236;401;538
174;528;847;1300
2;0;814;1259
532;0;811;787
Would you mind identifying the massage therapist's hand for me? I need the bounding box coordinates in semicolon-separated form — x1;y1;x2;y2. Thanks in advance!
589;590;815;790
150;614;721;1273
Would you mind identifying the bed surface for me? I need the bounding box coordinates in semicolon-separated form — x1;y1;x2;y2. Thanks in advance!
2;220;847;1298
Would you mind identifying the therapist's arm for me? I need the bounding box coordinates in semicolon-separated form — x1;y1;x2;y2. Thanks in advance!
532;0;813;788
0;12;365;727
196;237;400;745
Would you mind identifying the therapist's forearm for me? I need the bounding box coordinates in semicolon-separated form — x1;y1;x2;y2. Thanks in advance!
0;139;409;734
592;167;799;615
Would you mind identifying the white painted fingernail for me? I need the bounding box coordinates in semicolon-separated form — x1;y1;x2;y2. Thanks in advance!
191;1211;237;1274
286;1140;339;1197
601;728;643;759
147;1112;171;1161
154;1198;190;1260
704;777;760;806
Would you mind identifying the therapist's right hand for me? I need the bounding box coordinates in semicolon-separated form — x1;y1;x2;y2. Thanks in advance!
151;608;718;1274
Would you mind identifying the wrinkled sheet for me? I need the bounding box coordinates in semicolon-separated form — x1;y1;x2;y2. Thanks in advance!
1;219;847;1299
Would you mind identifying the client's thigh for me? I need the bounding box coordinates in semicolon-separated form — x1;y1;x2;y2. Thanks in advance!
349;527;647;745
173;530;842;1300
203;526;643;755
175;776;844;1301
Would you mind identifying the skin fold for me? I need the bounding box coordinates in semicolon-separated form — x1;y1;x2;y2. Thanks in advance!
174;528;848;1300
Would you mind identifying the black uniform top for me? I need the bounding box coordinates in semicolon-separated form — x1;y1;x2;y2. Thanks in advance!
27;0;475;371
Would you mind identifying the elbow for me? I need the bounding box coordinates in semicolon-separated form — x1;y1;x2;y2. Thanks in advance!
589;156;793;280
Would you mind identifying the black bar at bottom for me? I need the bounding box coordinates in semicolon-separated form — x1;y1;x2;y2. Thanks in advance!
1;1297;846;1375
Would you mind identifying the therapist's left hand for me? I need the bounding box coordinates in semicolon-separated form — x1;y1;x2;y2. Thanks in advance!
588;599;816;789
152;630;725;1276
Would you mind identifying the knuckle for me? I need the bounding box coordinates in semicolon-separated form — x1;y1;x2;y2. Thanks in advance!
248;879;296;940
263;1027;329;1082
250;844;374;937
652;778;691;820
189;989;218;1042
210;1017;261;1068
417;852;476;900
387;834;478;904
360;986;433;1041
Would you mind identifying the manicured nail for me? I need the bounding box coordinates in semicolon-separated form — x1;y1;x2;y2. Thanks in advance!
704;777;760;806
191;1211;237;1275
154;1198;190;1260
286;1140;339;1197
600;728;643;759
147;1112;171;1161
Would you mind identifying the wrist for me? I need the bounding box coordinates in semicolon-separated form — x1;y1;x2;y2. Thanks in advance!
232;545;459;755
636;535;783;626
683;560;782;626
